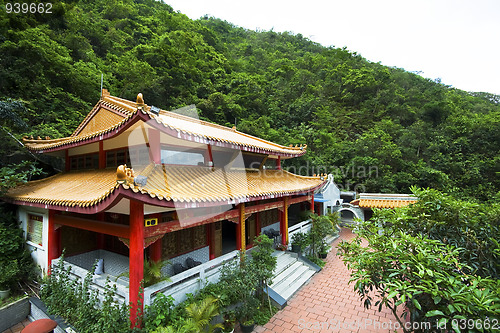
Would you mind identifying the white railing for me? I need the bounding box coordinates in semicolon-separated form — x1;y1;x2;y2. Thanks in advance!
54;250;241;307
143;250;239;306
51;258;130;305
288;219;312;242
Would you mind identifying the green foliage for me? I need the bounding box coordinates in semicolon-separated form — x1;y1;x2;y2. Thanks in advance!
154;296;224;333
143;293;177;331
40;257;132;333
309;213;334;258
291;231;308;249
338;189;500;332
0;205;36;290
0;0;498;202
143;259;171;287
374;187;500;278
0;260;19;290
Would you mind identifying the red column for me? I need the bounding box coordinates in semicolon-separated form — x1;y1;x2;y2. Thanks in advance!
310;193;315;213
129;200;144;328
148;129;161;164
47;210;59;274
276;156;281;170
149;214;162;262
99;141;105;169
205;144;214;166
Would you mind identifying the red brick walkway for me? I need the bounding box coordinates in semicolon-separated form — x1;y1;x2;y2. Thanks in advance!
251;228;402;333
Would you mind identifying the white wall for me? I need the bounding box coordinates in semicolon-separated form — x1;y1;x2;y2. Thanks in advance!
17;207;49;275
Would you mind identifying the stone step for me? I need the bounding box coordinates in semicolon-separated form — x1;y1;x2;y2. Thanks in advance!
272;263;310;296
274;253;298;276
280;268;316;300
272;261;303;287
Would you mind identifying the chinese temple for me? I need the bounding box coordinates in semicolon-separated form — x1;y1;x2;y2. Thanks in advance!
4;90;326;325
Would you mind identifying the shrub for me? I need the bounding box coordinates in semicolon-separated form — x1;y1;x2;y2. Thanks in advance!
0;205;37;290
40;257;132;333
338;188;500;332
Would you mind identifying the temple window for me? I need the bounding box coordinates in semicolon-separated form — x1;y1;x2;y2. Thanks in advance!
27;214;43;246
161;148;204;166
69;153;98;170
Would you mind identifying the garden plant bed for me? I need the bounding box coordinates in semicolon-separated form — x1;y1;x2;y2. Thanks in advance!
0;295;30;332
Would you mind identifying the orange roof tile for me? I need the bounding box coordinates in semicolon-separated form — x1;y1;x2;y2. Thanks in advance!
23;92;306;157
354;198;417;209
6;165;324;210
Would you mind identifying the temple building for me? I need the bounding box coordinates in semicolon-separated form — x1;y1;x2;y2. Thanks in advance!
4;90;325;325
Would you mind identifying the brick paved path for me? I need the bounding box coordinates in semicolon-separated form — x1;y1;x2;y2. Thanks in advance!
250;228;402;333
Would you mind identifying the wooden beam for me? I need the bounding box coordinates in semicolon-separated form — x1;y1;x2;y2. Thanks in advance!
144;209;239;238
53;214;130;239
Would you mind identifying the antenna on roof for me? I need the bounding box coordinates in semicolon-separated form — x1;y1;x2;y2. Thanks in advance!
100;73;103;97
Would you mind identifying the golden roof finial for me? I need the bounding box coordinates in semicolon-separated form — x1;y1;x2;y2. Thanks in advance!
102;88;110;97
136;93;145;106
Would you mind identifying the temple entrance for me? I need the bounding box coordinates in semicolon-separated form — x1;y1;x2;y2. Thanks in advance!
221;220;237;255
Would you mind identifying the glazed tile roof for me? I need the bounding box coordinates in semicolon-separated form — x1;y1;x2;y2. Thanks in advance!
23;91;306;157
5;165;324;210
350;193;417;209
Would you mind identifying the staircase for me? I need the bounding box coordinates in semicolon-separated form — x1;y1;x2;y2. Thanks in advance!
270;251;318;301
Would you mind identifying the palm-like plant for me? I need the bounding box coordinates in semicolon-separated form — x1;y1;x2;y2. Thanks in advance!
153;296;224;333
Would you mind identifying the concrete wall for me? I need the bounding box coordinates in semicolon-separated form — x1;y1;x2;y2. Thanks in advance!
17;207;49;275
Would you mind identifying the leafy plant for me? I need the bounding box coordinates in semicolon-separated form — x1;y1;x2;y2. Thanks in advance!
143;259;171;287
291;232;309;250
40;256;132;333
0;260;19;290
251;234;277;310
338;188;500;332
153;296;224;333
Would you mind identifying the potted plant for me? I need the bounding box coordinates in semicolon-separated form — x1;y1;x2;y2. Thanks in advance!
0;260;19;300
318;242;329;259
236;296;259;333
291;232;308;254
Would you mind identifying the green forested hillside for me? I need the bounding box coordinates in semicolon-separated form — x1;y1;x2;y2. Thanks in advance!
1;0;499;201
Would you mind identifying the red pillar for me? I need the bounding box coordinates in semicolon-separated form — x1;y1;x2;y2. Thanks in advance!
47;210;60;274
148;129;161;164
276;156;281;170
310;193;315;213
205;144;214;166
99;141;105;169
149;214;162;262
129;200;144;328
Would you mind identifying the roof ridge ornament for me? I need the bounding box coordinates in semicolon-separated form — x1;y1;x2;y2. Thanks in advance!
136;93;145;107
116;165;135;185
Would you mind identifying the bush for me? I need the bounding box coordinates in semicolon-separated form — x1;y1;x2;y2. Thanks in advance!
0;205;37;290
40;257;132;333
338;188;500;332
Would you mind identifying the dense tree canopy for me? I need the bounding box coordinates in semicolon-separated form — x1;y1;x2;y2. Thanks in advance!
1;0;499;201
